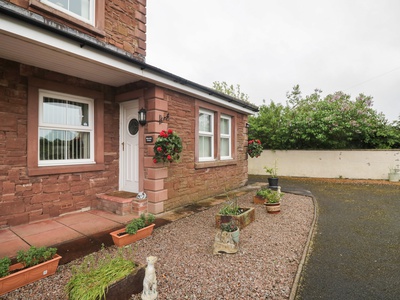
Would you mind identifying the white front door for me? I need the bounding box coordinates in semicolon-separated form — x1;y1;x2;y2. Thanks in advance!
119;101;139;193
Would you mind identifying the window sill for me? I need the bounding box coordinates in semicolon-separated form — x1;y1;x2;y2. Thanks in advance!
195;160;237;169
28;164;105;176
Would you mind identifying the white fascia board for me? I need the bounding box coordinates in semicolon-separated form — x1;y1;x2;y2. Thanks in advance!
1;14;257;115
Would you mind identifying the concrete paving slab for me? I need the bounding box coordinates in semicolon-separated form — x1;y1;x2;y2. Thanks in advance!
0;229;30;258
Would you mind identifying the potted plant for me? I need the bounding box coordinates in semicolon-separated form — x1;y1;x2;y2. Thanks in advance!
213;219;240;254
215;192;255;229
247;139;263;158
220;219;240;243
253;188;270;204
110;213;156;247
264;188;283;214
153;129;183;163
264;160;278;188
0;246;61;296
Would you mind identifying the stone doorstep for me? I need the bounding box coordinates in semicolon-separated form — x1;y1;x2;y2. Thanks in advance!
96;193;147;216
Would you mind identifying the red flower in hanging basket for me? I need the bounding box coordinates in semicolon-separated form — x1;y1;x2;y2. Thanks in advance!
153;129;183;163
247;139;263;158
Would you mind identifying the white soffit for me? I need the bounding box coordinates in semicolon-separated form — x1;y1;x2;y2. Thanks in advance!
0;14;256;114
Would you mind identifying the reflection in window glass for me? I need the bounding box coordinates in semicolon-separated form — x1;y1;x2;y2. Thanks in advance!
39;130;90;160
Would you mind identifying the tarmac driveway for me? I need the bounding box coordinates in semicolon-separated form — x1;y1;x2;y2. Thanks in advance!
249;176;400;300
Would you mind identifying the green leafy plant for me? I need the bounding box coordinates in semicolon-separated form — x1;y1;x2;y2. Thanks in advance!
218;191;245;215
256;188;283;203
66;246;136;300
220;220;238;232
0;257;11;278
126;213;155;235
264;160;278;178
247;139;263;158
265;190;282;203
16;246;57;268
153;129;183;163
256;188;270;199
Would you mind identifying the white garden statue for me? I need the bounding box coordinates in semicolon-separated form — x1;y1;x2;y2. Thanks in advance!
141;256;158;300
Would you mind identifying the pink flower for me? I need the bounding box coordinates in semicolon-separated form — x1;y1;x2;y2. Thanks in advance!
153;158;158;163
157;146;162;152
167;155;172;161
168;129;173;135
248;140;254;144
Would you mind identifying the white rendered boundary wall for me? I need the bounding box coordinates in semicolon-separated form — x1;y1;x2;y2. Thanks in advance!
248;150;400;180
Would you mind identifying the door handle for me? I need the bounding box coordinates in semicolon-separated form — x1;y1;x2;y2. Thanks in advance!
122;142;124;151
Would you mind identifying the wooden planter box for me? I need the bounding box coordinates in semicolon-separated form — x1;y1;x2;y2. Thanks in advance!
0;254;62;296
215;207;255;230
110;224;155;247
101;265;145;300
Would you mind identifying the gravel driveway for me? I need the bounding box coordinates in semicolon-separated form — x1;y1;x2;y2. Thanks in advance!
1;191;314;300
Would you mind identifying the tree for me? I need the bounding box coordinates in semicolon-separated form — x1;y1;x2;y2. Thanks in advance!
250;85;399;150
212;81;250;102
248;100;288;149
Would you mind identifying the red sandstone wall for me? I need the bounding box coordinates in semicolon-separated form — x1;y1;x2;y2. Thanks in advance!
6;0;146;59
0;59;120;227
160;90;249;211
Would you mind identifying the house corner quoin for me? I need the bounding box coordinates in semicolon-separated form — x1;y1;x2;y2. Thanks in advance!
143;86;169;214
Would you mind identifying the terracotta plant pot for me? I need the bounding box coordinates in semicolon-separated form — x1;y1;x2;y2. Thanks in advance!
265;202;281;214
253;195;266;204
110;224;155;247
0;254;62;296
215;207;255;230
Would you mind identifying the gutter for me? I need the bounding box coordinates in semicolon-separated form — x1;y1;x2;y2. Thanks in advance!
0;0;259;112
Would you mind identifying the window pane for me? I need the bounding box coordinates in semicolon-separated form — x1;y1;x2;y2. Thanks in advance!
199;136;212;158
220;138;229;156
43;97;89;126
67;101;89;126
39;129;66;160
43;0;91;21
199;113;211;132
43;98;67;125
67;132;90;159
39;129;90;160
220;118;229;134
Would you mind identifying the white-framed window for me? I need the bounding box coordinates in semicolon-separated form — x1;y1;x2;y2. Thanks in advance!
220;115;232;159
41;0;95;24
199;109;214;161
38;90;94;166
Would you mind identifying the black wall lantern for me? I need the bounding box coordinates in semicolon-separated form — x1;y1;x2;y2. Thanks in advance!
138;108;147;126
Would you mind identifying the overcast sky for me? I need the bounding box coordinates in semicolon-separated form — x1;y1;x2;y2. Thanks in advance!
146;0;400;122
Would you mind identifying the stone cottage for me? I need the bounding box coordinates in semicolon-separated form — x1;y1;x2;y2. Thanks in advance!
0;0;258;227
